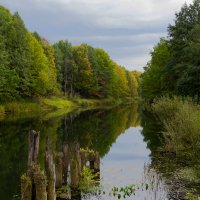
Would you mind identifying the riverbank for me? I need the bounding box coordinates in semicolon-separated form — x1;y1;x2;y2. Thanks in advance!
0;96;134;116
149;96;200;199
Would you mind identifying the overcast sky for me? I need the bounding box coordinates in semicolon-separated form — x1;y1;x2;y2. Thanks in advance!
0;0;193;71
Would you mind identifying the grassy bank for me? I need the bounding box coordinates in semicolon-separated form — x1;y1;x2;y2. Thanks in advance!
0;96;123;116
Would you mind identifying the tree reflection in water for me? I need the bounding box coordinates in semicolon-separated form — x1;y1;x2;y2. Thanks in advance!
9;104;139;200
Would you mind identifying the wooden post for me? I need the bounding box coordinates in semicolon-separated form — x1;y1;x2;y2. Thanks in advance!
45;137;56;200
94;152;100;172
70;143;81;189
62;144;69;184
21;174;32;200
34;168;47;200
25;130;40;200
80;151;86;171
28;130;40;168
55;153;63;188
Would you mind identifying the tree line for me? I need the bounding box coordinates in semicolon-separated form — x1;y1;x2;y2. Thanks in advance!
0;5;139;102
140;0;200;103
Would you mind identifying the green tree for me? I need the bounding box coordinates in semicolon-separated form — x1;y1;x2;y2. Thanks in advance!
53;40;73;95
72;44;95;97
140;39;171;103
114;65;129;98
174;25;200;101
27;32;50;96
95;48;115;98
9;13;33;97
166;0;200;98
0;34;19;101
85;45;99;96
126;71;138;98
33;32;60;95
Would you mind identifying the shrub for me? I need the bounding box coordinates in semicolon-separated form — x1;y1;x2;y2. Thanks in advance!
79;166;99;193
152;96;200;160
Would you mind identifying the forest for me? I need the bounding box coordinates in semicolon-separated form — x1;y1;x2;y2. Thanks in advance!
0;5;139;105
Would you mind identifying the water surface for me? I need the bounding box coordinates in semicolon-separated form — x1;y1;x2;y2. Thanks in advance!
0;105;171;200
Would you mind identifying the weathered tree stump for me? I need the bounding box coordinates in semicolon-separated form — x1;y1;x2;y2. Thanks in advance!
94;152;100;172
28;130;40;168
80;150;100;173
45;137;56;200
70;143;81;189
21;174;32;200
55;153;63;188
62;144;69;184
21;130;41;200
34;168;47;200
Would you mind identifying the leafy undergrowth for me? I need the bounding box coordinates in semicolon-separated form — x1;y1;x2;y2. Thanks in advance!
79;166;100;193
151;96;200;199
152;96;200;161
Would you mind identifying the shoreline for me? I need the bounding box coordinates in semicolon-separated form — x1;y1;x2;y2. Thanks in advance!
0;96;137;120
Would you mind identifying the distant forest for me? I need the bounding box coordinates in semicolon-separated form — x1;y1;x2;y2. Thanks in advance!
0;5;140;102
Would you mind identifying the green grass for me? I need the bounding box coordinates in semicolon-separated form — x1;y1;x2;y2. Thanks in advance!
4;101;42;113
0;97;76;115
0;96;125;118
39;97;76;109
73;97;121;108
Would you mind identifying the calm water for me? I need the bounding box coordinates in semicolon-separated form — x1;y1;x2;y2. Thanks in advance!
0;105;171;200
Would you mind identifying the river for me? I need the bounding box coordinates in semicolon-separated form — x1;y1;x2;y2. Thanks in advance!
0;104;177;200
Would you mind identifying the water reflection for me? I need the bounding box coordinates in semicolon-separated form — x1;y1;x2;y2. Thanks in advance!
0;104;173;200
140;108;200;199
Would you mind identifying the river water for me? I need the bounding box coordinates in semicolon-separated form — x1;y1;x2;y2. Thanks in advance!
0;105;173;200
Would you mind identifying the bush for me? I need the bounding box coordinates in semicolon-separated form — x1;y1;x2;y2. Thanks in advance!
79;166;99;193
152;96;200;160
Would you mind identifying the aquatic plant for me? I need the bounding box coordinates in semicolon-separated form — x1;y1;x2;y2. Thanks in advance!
111;184;137;199
79;166;100;193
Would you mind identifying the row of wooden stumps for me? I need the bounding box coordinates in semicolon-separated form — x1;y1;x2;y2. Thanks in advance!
21;130;56;200
56;143;100;199
21;130;100;200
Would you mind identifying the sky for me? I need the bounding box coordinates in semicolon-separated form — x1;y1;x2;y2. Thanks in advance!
0;0;193;71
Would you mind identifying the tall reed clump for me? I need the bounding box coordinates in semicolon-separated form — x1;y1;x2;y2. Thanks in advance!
152;96;200;161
